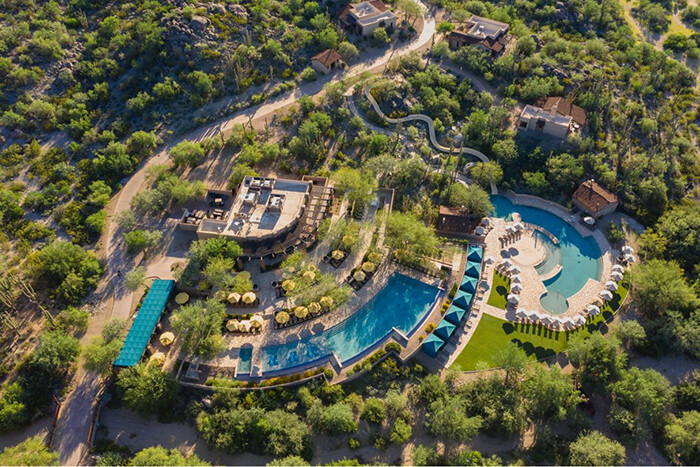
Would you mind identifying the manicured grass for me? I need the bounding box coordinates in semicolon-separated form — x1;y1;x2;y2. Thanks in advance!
450;280;630;371
486;271;510;310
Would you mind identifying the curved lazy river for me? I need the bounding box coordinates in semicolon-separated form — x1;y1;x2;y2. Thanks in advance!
491;195;602;314
259;274;440;374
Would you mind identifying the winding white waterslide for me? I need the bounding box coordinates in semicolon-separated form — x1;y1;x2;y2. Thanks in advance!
362;84;498;195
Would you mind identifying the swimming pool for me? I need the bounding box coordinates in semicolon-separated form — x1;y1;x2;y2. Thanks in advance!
261;274;440;373
491;195;602;313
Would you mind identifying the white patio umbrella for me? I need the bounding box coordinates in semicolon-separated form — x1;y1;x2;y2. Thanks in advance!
583;216;595;225
562;317;576;328
510;283;522;293
586;304;601;315
624;254;636;263
507;294;520;303
510;275;522;284
484;255;495;265
509;265;521;274
610;271;624;281
539;314;553;325
501;259;513;268
505;225;515;233
515;308;528;319
574;315;586;326
612;264;625;273
600;290;613;300
621;245;634;254
605;280;618;291
475;226;485;235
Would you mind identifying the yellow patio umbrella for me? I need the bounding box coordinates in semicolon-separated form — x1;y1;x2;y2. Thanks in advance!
308;302;321;314
294;306;309;319
303;270;316;282
282;279;296;292
342;234;356;247
159;332;175;346
367;252;382;263
227;292;241;304
214;290;227;301
362;261;376;273
353;270;366;282
275;311;290;324
250;314;264;328
238;320;251;332
238;271;251;280
319;296;334;308
226;319;240;332
242;292;256;304
149;352;166;366
332;250;345;260
174;292;189;305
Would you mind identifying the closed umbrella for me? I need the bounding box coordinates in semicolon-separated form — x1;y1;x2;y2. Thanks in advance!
242;292;256;304
149;352;166;366
624;254;636;263
362;262;376;273
510;283;522;293
600;290;613;300
227;292;241;304
586;304;601;315
226;319;240;331
282;279;296;292
605;281;618;291
320;296;334;308
621;245;634;254
275;311;290;324
507;293;520;303
303;270;316;282
308;302;321;314
511;275;522;284
583;216;595;225
238;320;251;332
159;332;175;346
250;314;264;328
294;306;309;319
353;270;366;282
612;264;625;273
332;250;345;260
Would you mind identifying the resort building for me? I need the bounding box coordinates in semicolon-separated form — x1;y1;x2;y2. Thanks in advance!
311;49;343;74
539;96;587;130
517;104;572;139
435;206;471;237
178;176;332;258
338;0;397;36
448;15;511;56
572;179;619;218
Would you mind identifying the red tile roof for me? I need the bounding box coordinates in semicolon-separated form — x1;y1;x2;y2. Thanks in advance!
311;49;342;67
572;179;618;214
541;97;587;125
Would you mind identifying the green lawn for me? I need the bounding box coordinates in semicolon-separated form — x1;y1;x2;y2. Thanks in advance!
450;280;630;371
486;271;510;309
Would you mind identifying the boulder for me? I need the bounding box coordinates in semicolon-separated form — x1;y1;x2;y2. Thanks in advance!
209;3;226;14
227;3;247;17
189;15;210;30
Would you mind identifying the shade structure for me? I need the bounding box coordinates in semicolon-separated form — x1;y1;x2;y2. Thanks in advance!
484;255;495;264
422;333;446;358
481;217;491;226
353;270;366;282
610;271;624;281
250;314;264;328
600;290;613;300
294;306;309;319
453;290;473;310
367;251;382;263
464;263;480;278
605;281;618;291
227;292;241;304
308;302;321;314
501;259;513;268
467;247;483;262
149;352;165;366
507;293;520;303
621;245;634;254
226;319;240;331
509;265;521;274
624;254;636;263
434;319;457;341
174;292;189;305
583;216;595;225
282;279;296;292
319;296;334;308
587;304;601;315
275;311;290;324
303;270;316;282
505;225;515;233
515;308;528;319
574;315;586;326
562;317;576;327
514;222;524;231
510;283;522;293
238;320;251;332
612;264;625;273
511;275;522;284
114;279;174;368
342;234;356;247
460;276;478;293
525;310;539;320
362;261;376;273
159;332;175;346
332;249;345;260
445;305;468;326
475;226;485;235
242;292;256;304
214;290;227;301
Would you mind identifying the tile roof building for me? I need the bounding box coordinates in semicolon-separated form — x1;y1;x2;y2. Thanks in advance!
311;49;343;74
436;206;471;236
448;15;511;56
518;104;572;139
338;0;396;36
540;97;587;127
572;179;619;218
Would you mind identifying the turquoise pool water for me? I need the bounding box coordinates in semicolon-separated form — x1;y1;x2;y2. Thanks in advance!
261;274;440;373
238;347;252;375
491;195;602;313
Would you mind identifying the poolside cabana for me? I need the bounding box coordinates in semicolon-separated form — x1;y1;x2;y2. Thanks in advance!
453;290;474;310
422;333;446;358
445;304;468;326
460;276;478;294
467;246;483;262
464;263;481;278
434;320;457;341
605;281;618;291
114;280;175;368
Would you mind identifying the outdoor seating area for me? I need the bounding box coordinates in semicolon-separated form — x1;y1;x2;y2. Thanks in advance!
498;222;525;249
224;314;264;334
347;251;382;290
273;296;335;329
422;245;483;358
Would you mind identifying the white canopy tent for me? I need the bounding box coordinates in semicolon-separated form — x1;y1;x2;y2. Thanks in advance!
605;281;618;291
587;304;601;315
600;290;613;300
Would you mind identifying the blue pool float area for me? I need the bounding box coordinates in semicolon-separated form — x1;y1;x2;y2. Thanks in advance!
256;273;441;374
490;195;603;314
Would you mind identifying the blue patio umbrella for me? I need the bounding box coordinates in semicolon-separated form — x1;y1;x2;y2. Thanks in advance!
434;319;456;341
467;247;483;262
445;305;467;326
465;263;481;278
422;333;446;358
460;275;478;293
453;290;473;310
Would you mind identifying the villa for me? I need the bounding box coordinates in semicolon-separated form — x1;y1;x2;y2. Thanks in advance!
448;15;511;56
311;49;343;74
539;97;587;130
517;104;572;139
572;179;619;218
338;0;397;36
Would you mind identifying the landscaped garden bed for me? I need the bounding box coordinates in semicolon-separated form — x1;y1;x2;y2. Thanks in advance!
486;270;511;309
